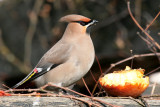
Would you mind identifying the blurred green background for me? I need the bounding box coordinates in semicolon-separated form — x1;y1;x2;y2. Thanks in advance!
0;0;159;92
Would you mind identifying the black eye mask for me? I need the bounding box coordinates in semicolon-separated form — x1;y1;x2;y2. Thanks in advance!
74;20;93;26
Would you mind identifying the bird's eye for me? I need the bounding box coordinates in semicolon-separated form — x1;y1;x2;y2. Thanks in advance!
74;20;93;26
79;21;86;26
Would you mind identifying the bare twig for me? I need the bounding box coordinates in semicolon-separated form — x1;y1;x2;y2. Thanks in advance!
127;0;160;50
11;93;53;97
12;92;101;107
137;32;160;62
94;91;106;97
89;70;102;95
142;94;160;98
6;83;119;107
137;32;153;50
151;82;156;96
129;96;145;107
82;78;92;96
130;50;133;68
138;97;150;107
92;56;104;95
145;66;160;76
5;88;40;93
89;70;98;84
92;81;103;96
2;84;10;89
40;83;118;107
104;53;160;74
145;11;160;31
60;94;101;107
95;55;103;74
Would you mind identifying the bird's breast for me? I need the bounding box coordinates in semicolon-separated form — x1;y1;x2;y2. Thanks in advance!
72;36;95;74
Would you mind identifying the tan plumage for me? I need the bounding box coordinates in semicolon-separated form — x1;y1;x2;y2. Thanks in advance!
12;14;97;89
59;14;91;22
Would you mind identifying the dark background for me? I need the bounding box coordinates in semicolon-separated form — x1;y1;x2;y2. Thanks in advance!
0;0;159;94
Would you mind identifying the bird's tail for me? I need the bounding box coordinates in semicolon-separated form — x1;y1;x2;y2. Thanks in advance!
12;70;37;89
12;64;58;89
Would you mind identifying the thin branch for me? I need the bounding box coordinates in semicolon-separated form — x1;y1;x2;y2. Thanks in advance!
137;32;160;62
89;70;98;84
127;0;160;50
92;81;102;96
89;70;102;95
151;82;156;96
41;83;118;107
142;94;160;98
95;55;103;74
138;97;150;107
145;11;160;31
137;32;156;52
11;93;53;97
59;95;100;107
145;66;160;76
104;53;160;74
137;32;153;49
82;78;92;96
12;93;101;107
5;83;120;107
5;88;40;93
129;97;145;107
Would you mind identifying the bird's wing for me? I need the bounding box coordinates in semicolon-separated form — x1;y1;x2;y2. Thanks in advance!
12;42;73;89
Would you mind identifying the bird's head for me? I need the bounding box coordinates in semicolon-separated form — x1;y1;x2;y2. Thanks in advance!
60;14;98;34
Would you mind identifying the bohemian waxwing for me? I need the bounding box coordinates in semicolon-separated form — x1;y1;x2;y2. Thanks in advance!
12;14;98;89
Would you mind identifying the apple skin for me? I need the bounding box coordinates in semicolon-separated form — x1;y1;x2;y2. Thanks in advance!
99;66;149;98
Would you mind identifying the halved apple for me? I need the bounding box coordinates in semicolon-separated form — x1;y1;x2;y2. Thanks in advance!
99;66;149;98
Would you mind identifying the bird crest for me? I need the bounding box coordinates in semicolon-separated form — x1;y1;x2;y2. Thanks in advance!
59;14;91;23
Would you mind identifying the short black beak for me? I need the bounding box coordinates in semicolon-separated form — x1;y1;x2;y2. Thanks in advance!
93;20;98;23
93;20;98;24
86;19;98;28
